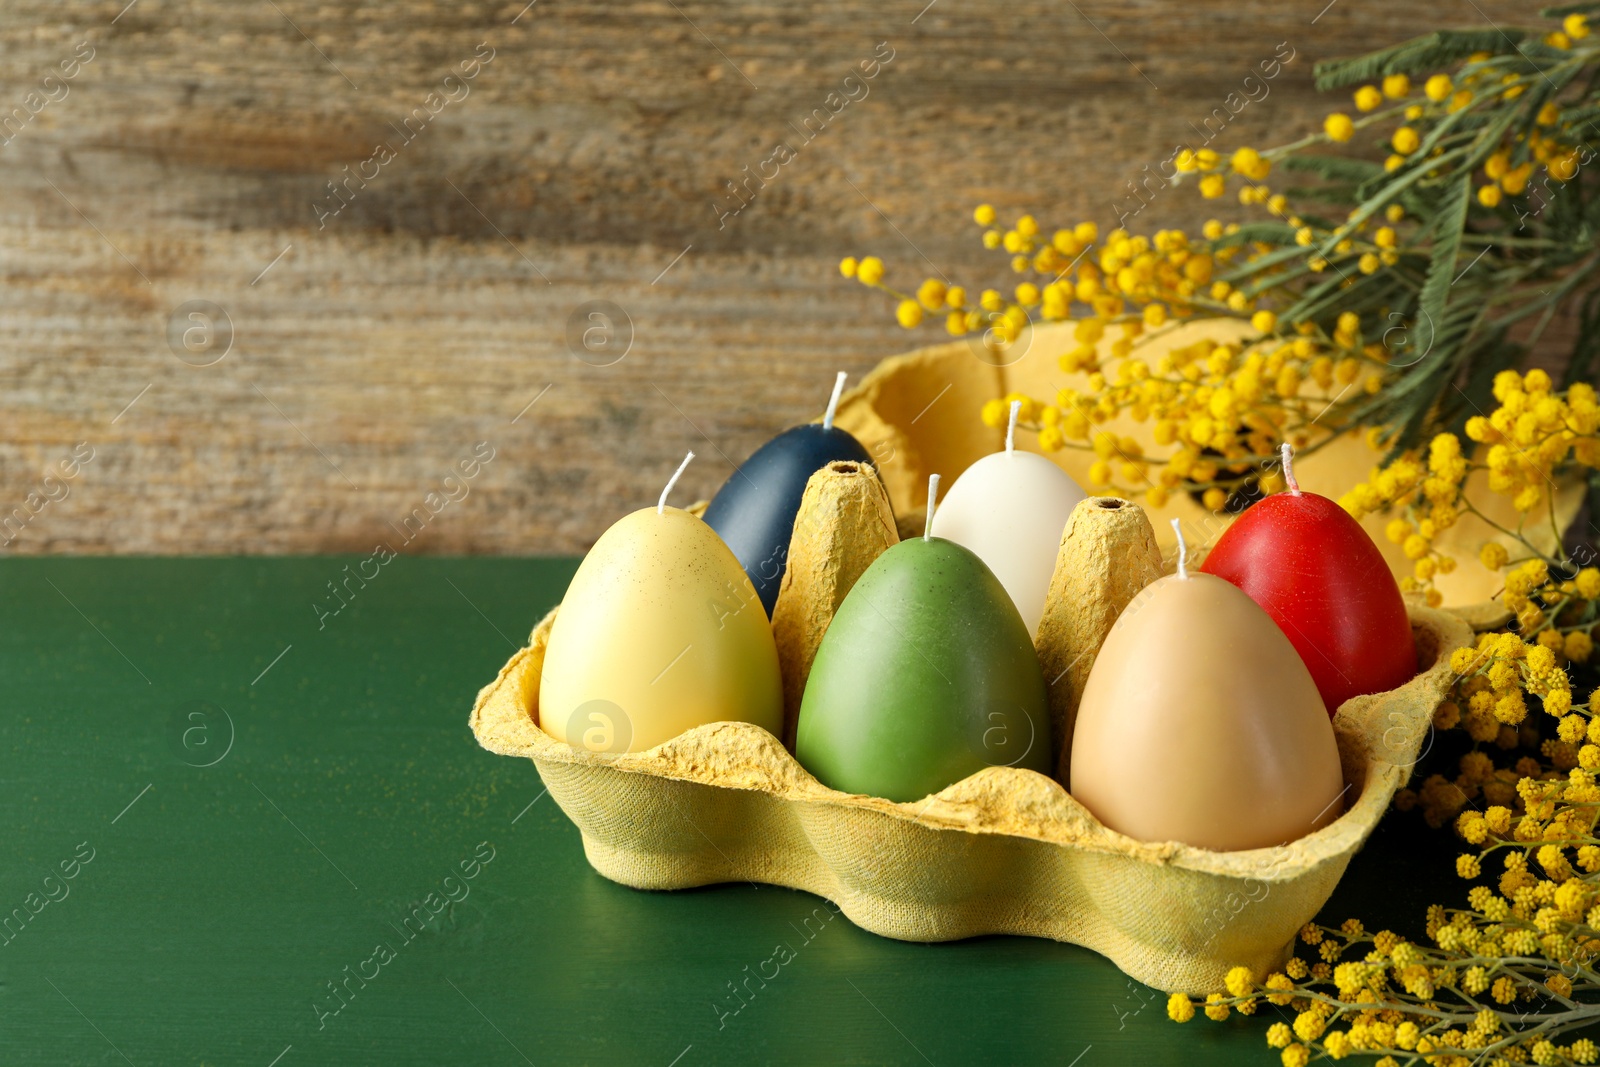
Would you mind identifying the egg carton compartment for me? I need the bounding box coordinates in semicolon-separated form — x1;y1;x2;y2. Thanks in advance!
469;600;1470;994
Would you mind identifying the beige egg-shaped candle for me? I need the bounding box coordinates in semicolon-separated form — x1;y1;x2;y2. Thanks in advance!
929;402;1087;636
1069;521;1344;851
539;453;784;753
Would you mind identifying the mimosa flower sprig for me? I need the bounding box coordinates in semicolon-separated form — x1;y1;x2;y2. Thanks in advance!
1169;627;1600;1066
842;8;1600;510
1170;909;1600;1066
1342;370;1600;612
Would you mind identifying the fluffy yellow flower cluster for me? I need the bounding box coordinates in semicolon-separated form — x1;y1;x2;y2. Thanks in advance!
1339;432;1469;607
1394;633;1581;823
1173;908;1600;1064
1342;371;1600;612
842;160;1431;507
844;216;1392;508
1178;48;1589;263
889;210;1234;339
1316;43;1594;210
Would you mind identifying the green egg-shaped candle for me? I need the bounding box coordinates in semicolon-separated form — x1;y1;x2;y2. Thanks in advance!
795;476;1052;802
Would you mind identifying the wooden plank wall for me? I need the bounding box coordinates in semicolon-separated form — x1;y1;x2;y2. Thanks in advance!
0;0;1527;554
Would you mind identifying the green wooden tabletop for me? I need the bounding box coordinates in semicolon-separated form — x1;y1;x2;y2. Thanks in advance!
0;557;1458;1066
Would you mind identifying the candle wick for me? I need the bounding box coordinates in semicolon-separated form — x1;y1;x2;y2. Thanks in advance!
924;473;940;542
1171;518;1188;580
1280;441;1301;495
659;450;695;515
822;371;847;432
1006;399;1020;455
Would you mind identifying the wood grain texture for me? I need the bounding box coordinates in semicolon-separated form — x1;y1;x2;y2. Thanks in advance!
0;0;1530;554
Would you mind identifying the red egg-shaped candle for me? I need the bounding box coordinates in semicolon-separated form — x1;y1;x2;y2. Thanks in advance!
1200;444;1416;716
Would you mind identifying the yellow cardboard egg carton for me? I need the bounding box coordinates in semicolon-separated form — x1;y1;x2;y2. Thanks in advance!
472;601;1465;993
469;336;1473;993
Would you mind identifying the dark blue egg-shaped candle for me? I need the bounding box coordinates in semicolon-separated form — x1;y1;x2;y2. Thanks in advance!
702;417;873;616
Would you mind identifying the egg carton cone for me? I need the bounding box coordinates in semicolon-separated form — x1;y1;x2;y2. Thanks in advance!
469;339;1473;993
1035;496;1164;787
769;460;898;750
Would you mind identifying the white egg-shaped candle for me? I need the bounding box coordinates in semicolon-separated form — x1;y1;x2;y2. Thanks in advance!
929;402;1088;636
539;452;784;753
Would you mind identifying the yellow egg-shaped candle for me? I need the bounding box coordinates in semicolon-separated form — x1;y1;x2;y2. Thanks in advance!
538;498;784;754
